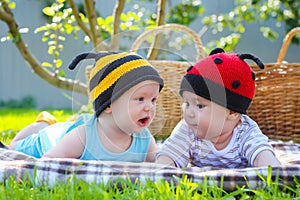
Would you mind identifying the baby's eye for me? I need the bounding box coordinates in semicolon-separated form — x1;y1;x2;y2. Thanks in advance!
197;104;205;109
152;97;157;103
183;101;190;107
136;97;144;101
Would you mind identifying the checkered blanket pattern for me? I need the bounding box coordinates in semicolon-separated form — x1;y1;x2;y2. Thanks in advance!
0;140;300;191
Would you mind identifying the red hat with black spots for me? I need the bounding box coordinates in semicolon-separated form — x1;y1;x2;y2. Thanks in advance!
180;48;264;114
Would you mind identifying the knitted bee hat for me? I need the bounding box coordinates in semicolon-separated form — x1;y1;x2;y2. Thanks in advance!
69;51;164;117
180;48;264;114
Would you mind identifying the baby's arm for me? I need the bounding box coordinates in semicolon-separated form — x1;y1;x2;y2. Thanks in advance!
155;120;193;167
42;125;86;159
156;155;176;166
253;150;281;167
145;137;158;162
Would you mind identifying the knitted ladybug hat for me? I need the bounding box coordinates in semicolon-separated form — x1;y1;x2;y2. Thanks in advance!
69;51;164;117
180;48;264;114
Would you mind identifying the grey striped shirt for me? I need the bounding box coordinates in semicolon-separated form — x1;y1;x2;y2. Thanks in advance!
156;115;275;168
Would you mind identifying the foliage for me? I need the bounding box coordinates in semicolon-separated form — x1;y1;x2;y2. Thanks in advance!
167;0;205;25
29;0;300;63
34;0;300;73
35;1;70;77
201;0;300;51
0;0;299;94
0;95;37;109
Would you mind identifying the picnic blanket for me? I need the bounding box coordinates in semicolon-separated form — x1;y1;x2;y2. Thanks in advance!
0;140;300;191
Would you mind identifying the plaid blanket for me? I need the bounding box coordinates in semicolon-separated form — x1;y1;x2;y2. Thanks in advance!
0;140;300;191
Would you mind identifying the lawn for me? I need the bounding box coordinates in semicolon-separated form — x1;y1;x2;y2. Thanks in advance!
0;108;300;199
0;108;74;144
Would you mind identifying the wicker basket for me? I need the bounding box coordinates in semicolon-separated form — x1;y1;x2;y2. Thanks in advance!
248;27;300;142
130;24;205;138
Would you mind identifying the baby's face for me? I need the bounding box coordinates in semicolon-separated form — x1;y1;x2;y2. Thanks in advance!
111;80;160;134
181;91;228;141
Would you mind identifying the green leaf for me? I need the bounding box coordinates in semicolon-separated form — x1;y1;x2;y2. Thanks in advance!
55;59;62;68
260;27;278;40
202;16;212;25
106;16;114;24
198;7;205;15
58;44;64;51
127;11;140;21
64;23;73;34
120;13;128;21
236;24;245;33
8;2;16;9
58;36;65;41
58;69;65;77
128;25;140;31
43;7;55;17
34;26;48;33
48;46;54;54
54;51;59;58
12;33;20;43
53;16;62;23
120;23;127;30
41;62;53;68
50;34;56;39
48;41;56;45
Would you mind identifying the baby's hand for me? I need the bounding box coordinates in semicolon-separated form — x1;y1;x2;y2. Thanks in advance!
156;155;176;167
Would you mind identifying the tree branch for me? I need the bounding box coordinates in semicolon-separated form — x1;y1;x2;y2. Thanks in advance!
84;0;101;51
110;0;125;51
147;0;166;60
66;0;92;40
0;1;88;95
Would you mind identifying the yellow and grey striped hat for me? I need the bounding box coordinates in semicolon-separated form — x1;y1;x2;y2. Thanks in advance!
69;51;164;117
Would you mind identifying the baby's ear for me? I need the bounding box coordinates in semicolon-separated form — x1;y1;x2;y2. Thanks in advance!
103;106;112;113
227;110;241;120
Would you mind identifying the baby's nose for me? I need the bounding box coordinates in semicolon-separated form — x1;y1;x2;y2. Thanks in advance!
144;100;155;111
185;107;196;118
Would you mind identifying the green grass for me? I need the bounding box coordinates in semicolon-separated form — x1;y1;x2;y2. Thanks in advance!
0;108;73;144
0;173;299;199
1;108;300;199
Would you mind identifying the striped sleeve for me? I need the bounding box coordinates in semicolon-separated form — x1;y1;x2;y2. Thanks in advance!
239;116;276;166
156;120;195;168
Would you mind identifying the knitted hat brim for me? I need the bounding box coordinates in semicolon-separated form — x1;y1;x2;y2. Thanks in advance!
94;66;164;117
180;74;252;114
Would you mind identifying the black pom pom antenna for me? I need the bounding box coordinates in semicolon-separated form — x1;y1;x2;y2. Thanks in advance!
238;53;264;70
68;52;120;70
209;48;264;70
68;53;97;70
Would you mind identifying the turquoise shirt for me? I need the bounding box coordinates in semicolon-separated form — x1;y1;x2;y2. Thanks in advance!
80;114;151;161
15;114;152;162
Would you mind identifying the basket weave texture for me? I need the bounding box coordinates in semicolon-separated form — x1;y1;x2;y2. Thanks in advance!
248;27;300;142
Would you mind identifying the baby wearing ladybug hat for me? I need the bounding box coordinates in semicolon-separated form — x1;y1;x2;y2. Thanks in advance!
156;48;281;168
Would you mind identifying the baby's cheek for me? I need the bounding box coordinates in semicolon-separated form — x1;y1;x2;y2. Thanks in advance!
181;103;186;111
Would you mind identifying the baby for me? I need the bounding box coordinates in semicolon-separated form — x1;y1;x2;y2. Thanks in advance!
156;48;281;168
8;51;164;162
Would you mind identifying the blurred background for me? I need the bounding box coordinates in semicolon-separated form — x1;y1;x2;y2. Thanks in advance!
0;0;299;110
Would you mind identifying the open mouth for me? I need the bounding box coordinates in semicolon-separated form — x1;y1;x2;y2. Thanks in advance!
137;116;150;127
